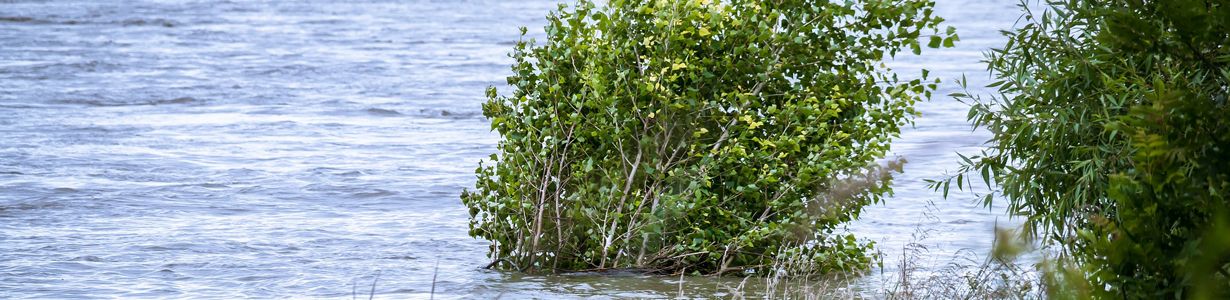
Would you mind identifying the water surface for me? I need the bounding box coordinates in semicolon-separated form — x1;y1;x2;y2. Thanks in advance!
1;0;1020;298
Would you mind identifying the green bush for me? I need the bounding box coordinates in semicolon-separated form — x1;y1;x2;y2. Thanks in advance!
944;0;1229;297
462;0;953;275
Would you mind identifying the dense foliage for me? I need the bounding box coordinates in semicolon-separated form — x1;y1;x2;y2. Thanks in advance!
944;0;1229;297
463;0;953;275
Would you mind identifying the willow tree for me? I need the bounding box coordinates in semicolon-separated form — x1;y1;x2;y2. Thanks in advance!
943;0;1229;297
463;0;953;275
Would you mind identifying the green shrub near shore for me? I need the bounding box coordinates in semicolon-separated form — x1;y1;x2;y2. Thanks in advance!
942;0;1229;297
463;0;953;275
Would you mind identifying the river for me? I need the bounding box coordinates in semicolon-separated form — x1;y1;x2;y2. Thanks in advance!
1;0;1021;298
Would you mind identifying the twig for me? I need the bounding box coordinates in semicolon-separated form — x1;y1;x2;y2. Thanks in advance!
484;257;513;270
368;270;381;300
677;267;686;298
430;258;440;300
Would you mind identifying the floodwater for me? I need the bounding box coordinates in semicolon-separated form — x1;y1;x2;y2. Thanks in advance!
1;0;1021;298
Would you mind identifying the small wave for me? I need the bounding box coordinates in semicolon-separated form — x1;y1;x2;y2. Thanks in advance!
0;16;75;25
69;255;107;262
0;104;47;109
364;108;402;116
299;18;347;25
121;18;177;28
236;275;279;282
381;255;420;260
352;189;397;198
251;64;320;76
10;60;122;74
62;60;119;72
417;108;480;119
55;97;202;107
44;261;95;272
0;16;180;27
152;97;200;105
0;16;40;23
342;107;478;118
0;200;66;213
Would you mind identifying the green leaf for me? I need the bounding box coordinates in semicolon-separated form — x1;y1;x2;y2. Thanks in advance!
927;35;942;48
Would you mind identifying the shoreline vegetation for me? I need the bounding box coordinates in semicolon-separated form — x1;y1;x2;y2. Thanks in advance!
934;0;1229;298
463;0;953;277
463;0;1228;298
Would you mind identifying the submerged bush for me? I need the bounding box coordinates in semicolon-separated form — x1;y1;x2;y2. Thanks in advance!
944;0;1229;297
463;0;953;275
